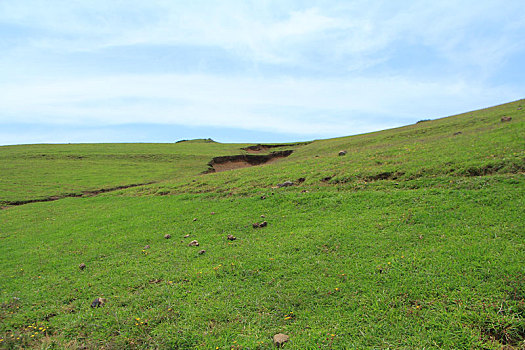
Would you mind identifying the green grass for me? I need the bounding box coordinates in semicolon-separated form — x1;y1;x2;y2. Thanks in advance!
0;100;524;349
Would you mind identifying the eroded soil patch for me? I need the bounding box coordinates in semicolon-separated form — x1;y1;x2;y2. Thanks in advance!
205;150;293;173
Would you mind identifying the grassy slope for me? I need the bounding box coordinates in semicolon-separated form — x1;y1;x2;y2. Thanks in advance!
0;142;253;203
0;100;524;349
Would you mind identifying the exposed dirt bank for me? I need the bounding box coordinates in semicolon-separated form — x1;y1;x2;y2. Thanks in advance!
205;150;293;173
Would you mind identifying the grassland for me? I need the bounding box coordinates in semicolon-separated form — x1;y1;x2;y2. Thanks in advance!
0;100;524;349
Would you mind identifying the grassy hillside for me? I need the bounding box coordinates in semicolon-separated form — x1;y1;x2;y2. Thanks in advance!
0;100;523;349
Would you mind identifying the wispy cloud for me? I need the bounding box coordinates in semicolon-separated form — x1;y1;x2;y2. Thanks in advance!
0;1;523;144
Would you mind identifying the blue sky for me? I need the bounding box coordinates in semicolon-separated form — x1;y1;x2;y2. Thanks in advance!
1;0;524;145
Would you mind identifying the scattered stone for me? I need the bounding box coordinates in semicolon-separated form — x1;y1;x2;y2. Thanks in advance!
79;263;86;270
164;234;171;239
90;298;106;308
301;190;309;193
501;116;512;122
253;221;268;228
453;131;462;136
261;215;266;218
198;250;206;255
321;176;333;182
277;181;294;188
338;150;347;156
193;218;197;222
144;245;150;249
273;333;290;347
188;240;199;246
297;177;306;183
517;107;522;110
227;234;236;241
183;234;190;238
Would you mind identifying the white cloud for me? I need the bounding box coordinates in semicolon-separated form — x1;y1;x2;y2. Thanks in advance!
0;73;519;137
0;0;523;144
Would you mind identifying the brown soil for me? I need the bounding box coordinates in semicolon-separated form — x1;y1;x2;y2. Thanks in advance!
205;150;293;173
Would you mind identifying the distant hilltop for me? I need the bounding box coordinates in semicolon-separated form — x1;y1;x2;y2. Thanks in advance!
175;138;217;143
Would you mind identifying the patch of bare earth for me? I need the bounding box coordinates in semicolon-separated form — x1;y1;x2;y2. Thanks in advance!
205;150;293;173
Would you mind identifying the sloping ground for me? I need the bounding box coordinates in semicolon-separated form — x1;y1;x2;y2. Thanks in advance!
140;99;524;196
0;100;523;349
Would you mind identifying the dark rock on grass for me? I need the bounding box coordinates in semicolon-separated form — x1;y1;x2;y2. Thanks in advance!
276;181;294;188
321;176;333;182
453;131;462;136
501;116;512;122
227;234;236;241
338;150;347;156
261;215;265;218
188;240;199;246
79;263;86;270
297;177;306;183
91;298;106;308
164;234;171;239
198;250;206;255
192;218;197;222
252;221;268;228
273;333;290;347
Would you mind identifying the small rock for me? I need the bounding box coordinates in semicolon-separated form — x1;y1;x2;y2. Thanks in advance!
517;107;522;110
188;240;199;247
273;333;290;347
184;234;190;238
301;190;308;193
143;245;150;249
277;181;294;188
91;298;106;308
164;234;171;239
193;218;197;222
453;131;462;136
198;250;206;255
253;221;268;228
338;150;347;156
79;263;86;270
297;177;306;183
501;116;512;122
261;215;265;218
227;234;236;241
